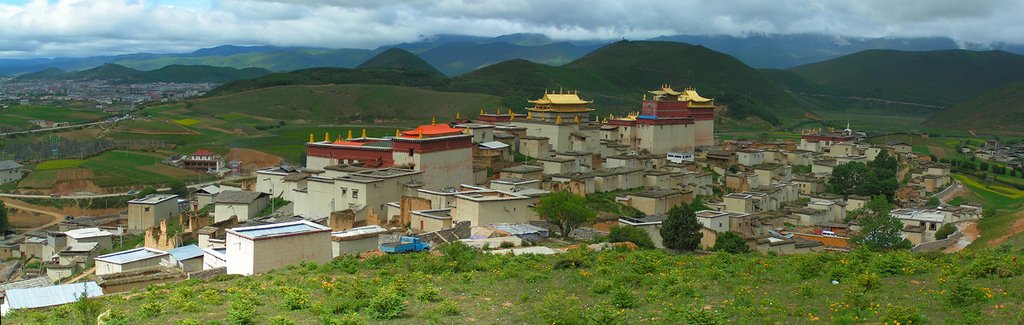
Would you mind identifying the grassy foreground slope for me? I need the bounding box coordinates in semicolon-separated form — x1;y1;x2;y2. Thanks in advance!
926;80;1024;132
6;247;1022;324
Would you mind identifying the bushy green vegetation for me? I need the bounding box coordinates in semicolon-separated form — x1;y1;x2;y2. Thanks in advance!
828;150;899;199
608;226;655;249
6;246;1022;324
534;191;596;237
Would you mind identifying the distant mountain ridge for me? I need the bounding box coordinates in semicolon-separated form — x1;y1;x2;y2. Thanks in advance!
14;64;273;84
926;80;1024;131
785;49;1024;106
356;48;443;75
3;33;1022;76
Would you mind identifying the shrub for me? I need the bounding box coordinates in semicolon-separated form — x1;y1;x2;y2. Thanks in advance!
139;301;164;318
944;276;985;308
366;287;406;320
591;279;615;294
538;291;583;325
853;273;881;292
585;304;627;325
415;284;441;302
436;299;460;316
173;319;200;325
712;231;750;253
935;223;957;240
267;315;296;325
882;304;925;324
610;286;638;309
323;312;368;325
281;287;309;310
499;241;515;248
679;308;727;325
226;295;257;325
609;226;655;249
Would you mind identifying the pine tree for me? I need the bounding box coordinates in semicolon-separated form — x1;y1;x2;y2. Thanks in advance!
0;200;8;233
660;204;702;251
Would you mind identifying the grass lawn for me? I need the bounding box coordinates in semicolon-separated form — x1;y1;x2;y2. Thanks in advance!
5;247;1021;324
172;118;201;126
34;159;86;170
18;169;60;188
969;209;1024;249
79;150;210;187
953;174;1024;210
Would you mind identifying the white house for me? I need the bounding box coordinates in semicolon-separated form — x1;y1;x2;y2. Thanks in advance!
331;225;390;257
224;220;333;275
213;190;270;223
94;247;169;276
166;245;204;272
0;160;24;184
64;228;113;251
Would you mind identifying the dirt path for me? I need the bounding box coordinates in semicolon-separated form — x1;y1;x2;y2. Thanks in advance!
939;181;967;204
945;222;979;253
987;210;1024;247
1;198;67;244
63;266;96;284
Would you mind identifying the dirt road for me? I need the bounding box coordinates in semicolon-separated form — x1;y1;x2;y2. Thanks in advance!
944;222;979;253
1;198;67;244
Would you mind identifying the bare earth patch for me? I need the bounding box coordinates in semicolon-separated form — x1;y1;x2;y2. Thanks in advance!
945;222;978;253
927;145;947;159
8;212;56;229
225;148;284;172
52;168;104;195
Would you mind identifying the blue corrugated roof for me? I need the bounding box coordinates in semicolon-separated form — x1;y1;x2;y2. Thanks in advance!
636;115;657;120
232;222;325;238
168;245;203;261
4;282;102;310
95;247;167;264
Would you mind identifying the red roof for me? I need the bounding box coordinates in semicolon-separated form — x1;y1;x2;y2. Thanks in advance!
192;149;215;156
400;124;464;138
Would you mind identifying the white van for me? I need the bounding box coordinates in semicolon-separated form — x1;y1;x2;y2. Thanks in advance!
821;230;838;237
667;152;694;164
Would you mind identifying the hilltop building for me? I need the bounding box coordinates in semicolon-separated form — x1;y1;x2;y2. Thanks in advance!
305;122;473;189
606;85;716;154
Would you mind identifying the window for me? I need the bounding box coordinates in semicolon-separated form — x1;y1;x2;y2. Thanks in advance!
352;190;359;199
340;187;347;195
144;207;150;212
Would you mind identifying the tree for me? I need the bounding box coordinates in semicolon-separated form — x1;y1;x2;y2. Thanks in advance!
712;231;749;253
851;196;912;251
168;181;189;198
609;226;655;249
868;150;898;172
660;204;703;251
925;196;941;208
0;200;8;234
533;191;596;237
828;162;870;197
934;223;957;240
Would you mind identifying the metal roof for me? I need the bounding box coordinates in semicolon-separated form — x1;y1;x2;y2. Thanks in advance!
479;141;510;150
3;282;102;310
95;247;168;265
128;194;178;205
167;244;204;261
332;225;387;238
490;223;548;235
64;227;113;239
214;190;267;204
0;160;23;170
228;220;329;239
0;277;52;294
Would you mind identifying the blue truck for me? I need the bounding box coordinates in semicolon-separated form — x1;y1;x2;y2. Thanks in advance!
380;236;430;253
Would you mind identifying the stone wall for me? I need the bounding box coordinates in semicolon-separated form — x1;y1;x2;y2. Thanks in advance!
187;267;227;280
912;231;962;252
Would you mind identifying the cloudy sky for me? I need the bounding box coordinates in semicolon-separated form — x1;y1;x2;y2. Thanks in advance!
1;0;1022;58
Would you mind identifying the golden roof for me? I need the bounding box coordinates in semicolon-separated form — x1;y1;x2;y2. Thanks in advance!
648;84;682;96
648;85;713;104
528;92;593;105
682;87;713;103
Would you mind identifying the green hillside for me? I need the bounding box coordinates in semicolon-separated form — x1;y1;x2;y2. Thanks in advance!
189;84;500;123
789;50;1024;106
926;80;1024;132
5;247;1021;324
13;63;272;84
356;48;443;75
205;67;447;97
448;41;809;125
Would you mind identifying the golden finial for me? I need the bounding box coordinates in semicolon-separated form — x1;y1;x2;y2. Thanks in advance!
594;115;599;123
508;108;512;115
527;111;533;119
643;94;647;101
456;112;461;120
480;109;484;115
361;128;366;138
574;115;580;124
335;135;341;142
602;117;608;123
556;115;562;125
464;127;470;135
431;116;436;126
495;108;500;115
395;129;400;137
325;132;329;142
418;130;424;139
347;130;353;140
309;133;313;143
559;86;563;94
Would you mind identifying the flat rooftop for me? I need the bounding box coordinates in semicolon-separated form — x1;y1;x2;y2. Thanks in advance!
128;194;178;205
228;220;330;239
95;247;168;265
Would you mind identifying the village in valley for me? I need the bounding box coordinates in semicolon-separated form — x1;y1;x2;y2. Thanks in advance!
0;1;1023;323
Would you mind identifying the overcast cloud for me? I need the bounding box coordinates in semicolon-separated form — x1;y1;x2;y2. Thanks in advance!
1;0;1022;58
